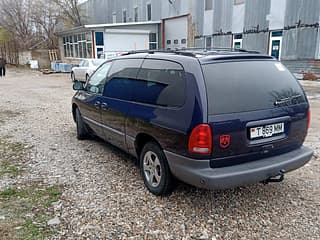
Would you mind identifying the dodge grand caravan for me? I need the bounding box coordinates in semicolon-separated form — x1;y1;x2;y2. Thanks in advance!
72;49;313;196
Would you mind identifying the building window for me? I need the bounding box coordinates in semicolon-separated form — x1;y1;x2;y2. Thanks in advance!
234;34;243;39
95;32;104;46
272;31;283;37
167;40;171;45
123;10;127;23
234;0;245;5
147;4;152;21
149;33;157;50
205;37;212;48
112;13;116;23
233;34;243;49
174;39;178;44
134;7;138;22
74;35;78;57
205;0;213;10
87;42;92;58
63;32;92;58
181;39;187;44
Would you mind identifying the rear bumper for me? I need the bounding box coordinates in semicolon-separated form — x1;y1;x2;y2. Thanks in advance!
165;146;314;189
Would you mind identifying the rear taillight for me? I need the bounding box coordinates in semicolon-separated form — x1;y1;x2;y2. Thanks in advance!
308;110;311;129
188;124;212;155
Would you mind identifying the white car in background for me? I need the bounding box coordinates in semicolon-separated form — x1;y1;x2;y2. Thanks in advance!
71;59;106;82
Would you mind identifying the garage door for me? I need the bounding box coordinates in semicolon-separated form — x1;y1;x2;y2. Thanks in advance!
105;29;150;52
164;15;188;49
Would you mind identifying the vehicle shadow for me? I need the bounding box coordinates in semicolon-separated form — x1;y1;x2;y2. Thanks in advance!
91;135;139;164
90;134;306;207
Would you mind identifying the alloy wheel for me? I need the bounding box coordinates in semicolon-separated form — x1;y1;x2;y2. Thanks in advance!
143;151;162;187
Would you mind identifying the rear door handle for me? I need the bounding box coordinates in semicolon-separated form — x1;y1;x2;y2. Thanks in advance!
94;101;101;109
101;103;109;110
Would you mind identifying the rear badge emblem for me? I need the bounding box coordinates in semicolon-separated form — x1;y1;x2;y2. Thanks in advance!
220;135;231;149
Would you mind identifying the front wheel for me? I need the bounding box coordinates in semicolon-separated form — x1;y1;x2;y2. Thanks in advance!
75;108;89;140
140;142;175;195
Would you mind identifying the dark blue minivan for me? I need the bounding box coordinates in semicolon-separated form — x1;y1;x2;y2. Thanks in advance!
72;49;313;195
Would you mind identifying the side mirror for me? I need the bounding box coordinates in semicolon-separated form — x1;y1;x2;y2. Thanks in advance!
73;81;84;91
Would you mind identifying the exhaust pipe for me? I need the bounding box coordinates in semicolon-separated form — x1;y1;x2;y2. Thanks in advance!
261;169;285;185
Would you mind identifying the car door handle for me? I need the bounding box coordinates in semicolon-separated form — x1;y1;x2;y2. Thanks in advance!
101;103;109;110
94;101;101;109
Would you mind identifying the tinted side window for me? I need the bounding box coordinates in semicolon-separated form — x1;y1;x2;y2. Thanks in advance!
103;59;143;100
86;61;112;94
133;59;186;107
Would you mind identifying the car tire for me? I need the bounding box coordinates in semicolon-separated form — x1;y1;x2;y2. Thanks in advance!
71;72;76;82
140;142;175;196
75;108;89;140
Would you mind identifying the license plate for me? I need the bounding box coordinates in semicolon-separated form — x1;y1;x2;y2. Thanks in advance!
250;123;284;139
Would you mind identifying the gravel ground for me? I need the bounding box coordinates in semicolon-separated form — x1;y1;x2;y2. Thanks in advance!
0;68;319;240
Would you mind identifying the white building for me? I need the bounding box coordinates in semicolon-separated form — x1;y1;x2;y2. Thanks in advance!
57;0;320;74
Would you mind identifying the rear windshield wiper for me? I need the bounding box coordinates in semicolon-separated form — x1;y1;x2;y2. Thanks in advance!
274;94;302;106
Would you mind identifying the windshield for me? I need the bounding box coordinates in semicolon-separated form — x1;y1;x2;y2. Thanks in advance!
92;59;106;66
202;61;306;115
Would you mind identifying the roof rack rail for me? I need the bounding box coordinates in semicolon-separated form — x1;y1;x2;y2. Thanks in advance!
177;47;260;54
121;48;260;57
121;49;197;57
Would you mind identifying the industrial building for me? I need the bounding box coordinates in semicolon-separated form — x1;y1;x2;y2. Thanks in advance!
57;0;320;75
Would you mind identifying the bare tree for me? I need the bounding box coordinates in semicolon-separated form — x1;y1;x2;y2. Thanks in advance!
50;0;83;27
31;0;60;49
0;0;84;50
0;0;63;49
0;0;38;49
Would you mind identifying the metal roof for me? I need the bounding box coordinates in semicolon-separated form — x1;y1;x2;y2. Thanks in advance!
84;20;161;29
56;20;161;35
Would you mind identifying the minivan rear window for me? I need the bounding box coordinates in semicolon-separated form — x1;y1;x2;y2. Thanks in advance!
202;61;306;115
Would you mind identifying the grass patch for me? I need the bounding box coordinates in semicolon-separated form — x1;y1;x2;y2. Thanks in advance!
21;219;50;240
0;137;27;158
0;188;18;198
0;137;29;177
0;186;62;204
0;185;62;240
0;161;21;177
44;186;61;208
0;136;62;239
